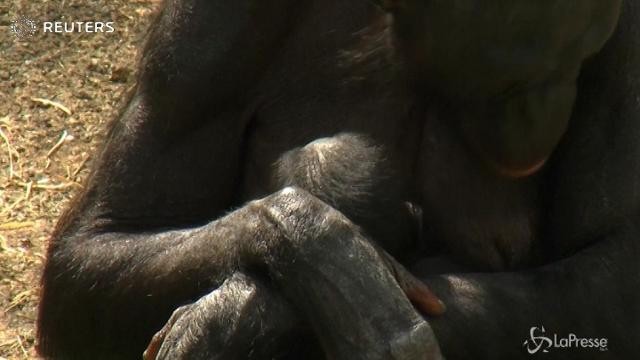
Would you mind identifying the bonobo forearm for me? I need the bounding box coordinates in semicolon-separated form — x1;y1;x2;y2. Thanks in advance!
426;221;640;359
38;202;274;358
47;210;263;297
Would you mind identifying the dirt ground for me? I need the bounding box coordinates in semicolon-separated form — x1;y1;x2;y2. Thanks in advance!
1;1;160;358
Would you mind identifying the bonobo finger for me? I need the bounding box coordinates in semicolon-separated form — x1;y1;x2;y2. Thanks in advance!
143;304;193;360
379;250;446;317
404;277;447;317
143;273;299;360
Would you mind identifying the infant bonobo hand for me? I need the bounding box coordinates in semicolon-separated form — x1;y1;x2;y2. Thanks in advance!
274;133;421;259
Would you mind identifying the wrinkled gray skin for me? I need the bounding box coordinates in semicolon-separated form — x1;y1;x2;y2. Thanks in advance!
37;0;640;359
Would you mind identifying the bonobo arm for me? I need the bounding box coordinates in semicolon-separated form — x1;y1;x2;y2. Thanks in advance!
424;224;639;359
72;0;300;224
41;186;443;360
38;195;283;358
37;0;300;358
422;3;640;358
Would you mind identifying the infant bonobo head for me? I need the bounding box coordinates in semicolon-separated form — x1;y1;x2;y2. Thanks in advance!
376;0;622;176
275;134;420;259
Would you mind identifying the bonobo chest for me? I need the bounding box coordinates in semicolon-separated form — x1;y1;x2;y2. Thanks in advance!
414;108;543;271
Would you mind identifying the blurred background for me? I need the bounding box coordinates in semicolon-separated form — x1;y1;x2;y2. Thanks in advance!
0;1;160;358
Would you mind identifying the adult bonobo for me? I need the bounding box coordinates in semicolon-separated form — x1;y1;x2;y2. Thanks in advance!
37;0;639;359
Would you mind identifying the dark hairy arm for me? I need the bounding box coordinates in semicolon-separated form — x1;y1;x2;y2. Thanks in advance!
37;0;300;357
426;224;639;359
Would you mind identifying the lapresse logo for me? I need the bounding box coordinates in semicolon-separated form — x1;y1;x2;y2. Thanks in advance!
523;326;608;354
10;15;115;39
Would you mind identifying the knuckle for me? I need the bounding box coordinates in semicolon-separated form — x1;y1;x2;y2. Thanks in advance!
252;186;354;250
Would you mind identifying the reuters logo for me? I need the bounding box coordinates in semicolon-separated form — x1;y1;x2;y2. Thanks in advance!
10;16;38;38
9;15;116;38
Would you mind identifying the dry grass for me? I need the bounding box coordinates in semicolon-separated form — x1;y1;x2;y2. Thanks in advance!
1;1;160;358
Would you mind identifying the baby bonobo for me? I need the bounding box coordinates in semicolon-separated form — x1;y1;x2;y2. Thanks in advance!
275;133;421;260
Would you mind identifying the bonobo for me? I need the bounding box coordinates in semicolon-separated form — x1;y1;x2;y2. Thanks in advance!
37;0;640;359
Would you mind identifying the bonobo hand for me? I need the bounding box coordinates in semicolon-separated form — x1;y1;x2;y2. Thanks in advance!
144;185;444;359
